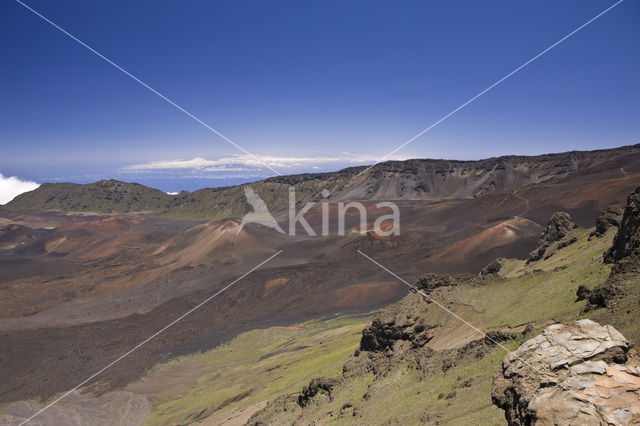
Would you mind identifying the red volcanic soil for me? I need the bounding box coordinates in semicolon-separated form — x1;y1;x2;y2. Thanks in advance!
153;219;257;265
43;216;146;259
514;169;640;226
351;220;398;240
296;202;402;232
557;177;640;210
333;282;401;308
70;219;268;298
56;215;138;235
76;235;146;260
265;277;290;291
0;213;202;315
430;218;541;266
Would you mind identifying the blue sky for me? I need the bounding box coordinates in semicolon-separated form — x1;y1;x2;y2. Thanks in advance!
1;0;638;195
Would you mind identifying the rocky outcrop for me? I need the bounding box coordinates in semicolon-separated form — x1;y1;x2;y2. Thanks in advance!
480;258;505;275
414;272;484;292
586;188;640;310
414;273;458;292
605;187;640;263
575;284;591;302
360;306;437;352
528;212;577;262
584;280;626;311
590;207;622;240
360;273;485;352
492;319;640;425
298;377;341;407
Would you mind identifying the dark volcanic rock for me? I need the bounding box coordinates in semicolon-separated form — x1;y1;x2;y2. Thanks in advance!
360;287;443;353
539;212;577;242
585;280;626;311
590;206;622;240
297;377;341;407
480;258;505;276
414;272;483;292
360;273;485;352
557;236;577;248
492;320;639;425
604;187;640;263
575;284;591;302
584;190;640;310
414;273;458;292
527;212;577;262
360;313;436;352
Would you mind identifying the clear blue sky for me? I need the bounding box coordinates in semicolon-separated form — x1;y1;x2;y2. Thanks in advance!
1;0;638;192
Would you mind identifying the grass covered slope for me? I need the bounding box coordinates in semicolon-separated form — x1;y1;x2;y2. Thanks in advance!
5;180;171;213
126;216;637;425
126;315;373;425
463;227;614;328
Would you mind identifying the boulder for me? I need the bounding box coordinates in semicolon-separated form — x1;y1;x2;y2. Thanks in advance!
492;319;639;425
605;187;640;263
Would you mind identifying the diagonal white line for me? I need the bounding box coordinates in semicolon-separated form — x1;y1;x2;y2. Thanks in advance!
357;250;513;352
356;249;622;426
18;250;284;426
13;0;282;177
357;0;624;176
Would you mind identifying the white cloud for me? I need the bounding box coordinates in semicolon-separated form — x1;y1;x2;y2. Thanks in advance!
121;153;409;178
0;174;40;205
124;157;256;171
166;192;179;195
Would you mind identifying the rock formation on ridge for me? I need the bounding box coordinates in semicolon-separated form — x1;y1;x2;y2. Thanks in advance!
605;187;640;263
527;212;577;262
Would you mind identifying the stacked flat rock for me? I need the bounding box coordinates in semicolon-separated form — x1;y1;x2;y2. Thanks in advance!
492;319;640;425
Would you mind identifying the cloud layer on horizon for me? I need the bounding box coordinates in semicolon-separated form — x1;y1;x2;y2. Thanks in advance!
120;153;408;179
0;174;40;205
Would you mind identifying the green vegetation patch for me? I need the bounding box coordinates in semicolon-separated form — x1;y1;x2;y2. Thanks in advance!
460;228;614;327
139;314;372;425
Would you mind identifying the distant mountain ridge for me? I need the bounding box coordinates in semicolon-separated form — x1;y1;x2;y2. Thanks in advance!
5;144;640;220
5;180;170;213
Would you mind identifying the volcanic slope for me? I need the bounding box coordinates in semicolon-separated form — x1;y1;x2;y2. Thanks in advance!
9;205;634;425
